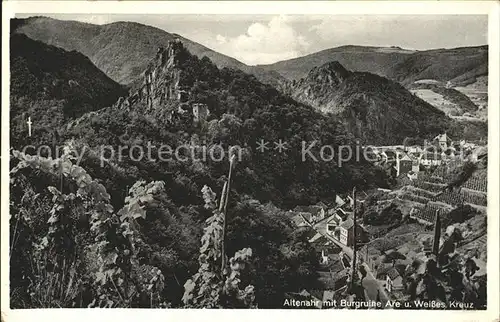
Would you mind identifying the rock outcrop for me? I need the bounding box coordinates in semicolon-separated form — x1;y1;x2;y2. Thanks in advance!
284;61;452;145
115;40;208;125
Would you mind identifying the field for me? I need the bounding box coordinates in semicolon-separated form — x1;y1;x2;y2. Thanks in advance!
454;76;487;119
410;88;461;116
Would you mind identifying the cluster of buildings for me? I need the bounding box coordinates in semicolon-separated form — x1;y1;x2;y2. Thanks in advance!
290;193;369;249
364;133;479;180
284;192;373;306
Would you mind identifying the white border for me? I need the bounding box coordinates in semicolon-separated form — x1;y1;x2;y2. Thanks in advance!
2;2;499;322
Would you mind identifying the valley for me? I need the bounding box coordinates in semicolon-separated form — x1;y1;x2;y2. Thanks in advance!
8;16;489;310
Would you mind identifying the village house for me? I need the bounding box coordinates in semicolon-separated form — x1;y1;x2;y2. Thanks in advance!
358;244;382;271
395;153;413;176
411;160;421;173
311;206;326;222
339;220;352;246
420;152;443;166
293;204;327;224
314;208;349;238
324;215;342;236
312;236;342;266
433;133;452;150
406;145;424;154
376;264;404;293
383;162;398;178
289;212;310;228
303;228;320;243
385;267;403;292
376;264;392;280
339;218;369;247
338;251;352;269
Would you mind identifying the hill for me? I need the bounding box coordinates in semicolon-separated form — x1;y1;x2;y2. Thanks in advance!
387;46;488;86
259;45;488;87
11;16;261;85
13;17;488;93
9;39;392;308
10;33;127;148
283;61;453;145
61;40;390;208
408;82;480;117
259;45;414;81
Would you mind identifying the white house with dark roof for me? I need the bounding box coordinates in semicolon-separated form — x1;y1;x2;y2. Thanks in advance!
385;267;403;292
339;218;355;246
338;218;369;247
313;208;348;238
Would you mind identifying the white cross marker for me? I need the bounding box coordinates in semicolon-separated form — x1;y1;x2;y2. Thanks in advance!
27;117;32;137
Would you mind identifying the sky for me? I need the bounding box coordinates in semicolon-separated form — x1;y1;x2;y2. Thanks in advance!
18;14;488;65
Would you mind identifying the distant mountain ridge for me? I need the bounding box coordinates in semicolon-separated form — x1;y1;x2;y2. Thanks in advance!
11;16;487;146
12;16;258;85
12;16;488;90
259;44;488;86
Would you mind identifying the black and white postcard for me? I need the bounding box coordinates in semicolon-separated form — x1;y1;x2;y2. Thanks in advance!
1;1;499;322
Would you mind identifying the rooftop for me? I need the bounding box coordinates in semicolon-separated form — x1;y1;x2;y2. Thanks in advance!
291;214;309;227
412;204;447;224
376;264;393;279
400;154;412;161
434;133;452;143
340;218;354;230
386;267;401;280
385;150;397;158
422;153;442;160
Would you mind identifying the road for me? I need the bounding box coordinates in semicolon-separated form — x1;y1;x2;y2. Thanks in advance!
361;263;390;307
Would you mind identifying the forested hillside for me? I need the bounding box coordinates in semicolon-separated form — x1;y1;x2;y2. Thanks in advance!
10;34;127;149
9;37;388;308
12;16;276;86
